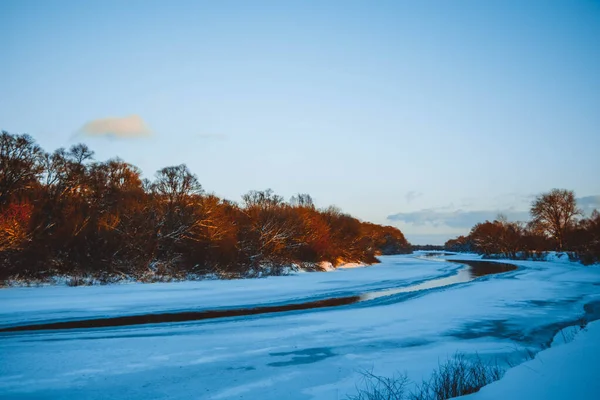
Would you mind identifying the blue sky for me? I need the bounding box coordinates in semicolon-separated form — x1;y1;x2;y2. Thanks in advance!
1;0;599;244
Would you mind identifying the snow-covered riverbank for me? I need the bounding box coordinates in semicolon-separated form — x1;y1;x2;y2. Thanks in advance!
460;319;600;400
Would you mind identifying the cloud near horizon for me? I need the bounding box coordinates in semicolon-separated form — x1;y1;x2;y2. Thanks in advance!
388;195;600;231
577;195;600;216
78;115;152;138
387;208;530;229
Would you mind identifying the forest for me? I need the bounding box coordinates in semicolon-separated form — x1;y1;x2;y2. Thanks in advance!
0;131;411;284
444;189;600;264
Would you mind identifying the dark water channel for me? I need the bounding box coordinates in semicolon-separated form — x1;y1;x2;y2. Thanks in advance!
0;259;517;333
361;259;516;301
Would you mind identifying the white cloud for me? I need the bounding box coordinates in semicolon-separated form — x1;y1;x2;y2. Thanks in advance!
388;194;600;231
577;195;600;216
78;115;151;138
387;208;530;229
389;194;600;245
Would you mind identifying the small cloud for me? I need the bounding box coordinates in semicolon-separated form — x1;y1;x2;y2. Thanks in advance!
577;195;600;216
405;191;423;204
78;115;151;139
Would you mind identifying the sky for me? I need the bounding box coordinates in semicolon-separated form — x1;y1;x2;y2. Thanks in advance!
1;0;599;244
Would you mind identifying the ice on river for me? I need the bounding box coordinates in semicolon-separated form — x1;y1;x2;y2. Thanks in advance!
1;253;599;399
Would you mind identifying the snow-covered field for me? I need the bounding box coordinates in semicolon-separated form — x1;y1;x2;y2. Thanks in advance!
462;318;600;400
1;253;599;399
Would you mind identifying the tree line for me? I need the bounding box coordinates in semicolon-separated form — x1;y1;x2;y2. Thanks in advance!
444;189;600;264
0;131;411;283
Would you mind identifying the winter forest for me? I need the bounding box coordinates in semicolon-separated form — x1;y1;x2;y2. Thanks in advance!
444;189;600;264
0;131;411;283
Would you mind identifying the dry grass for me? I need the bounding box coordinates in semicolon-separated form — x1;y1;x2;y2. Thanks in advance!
348;353;505;400
348;371;410;400
412;354;503;400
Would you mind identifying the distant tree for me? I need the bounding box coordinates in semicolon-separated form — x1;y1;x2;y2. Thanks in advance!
290;193;315;209
465;215;523;258
152;164;203;207
0;132;44;205
360;223;410;256
320;208;367;263
242;189;284;209
239;189;302;270
0;202;32;251
150;164;204;270
530;189;582;250
493;214;525;258
444;236;471;253
84;159;150;271
567;210;600;264
469;221;503;256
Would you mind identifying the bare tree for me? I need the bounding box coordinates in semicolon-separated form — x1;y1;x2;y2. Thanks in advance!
152;164;203;207
150;164;204;268
0;132;44;204
239;189;300;269
530;189;582;250
241;189;283;209
0;203;32;251
0;130;416;282
290;193;315;209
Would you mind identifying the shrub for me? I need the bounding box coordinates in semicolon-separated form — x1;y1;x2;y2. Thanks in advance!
413;354;503;400
348;353;504;400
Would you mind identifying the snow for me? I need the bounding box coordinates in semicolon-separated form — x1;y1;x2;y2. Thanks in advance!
460;320;600;400
1;253;599;399
0;255;458;328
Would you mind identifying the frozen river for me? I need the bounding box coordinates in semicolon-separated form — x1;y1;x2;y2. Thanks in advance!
1;253;599;399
